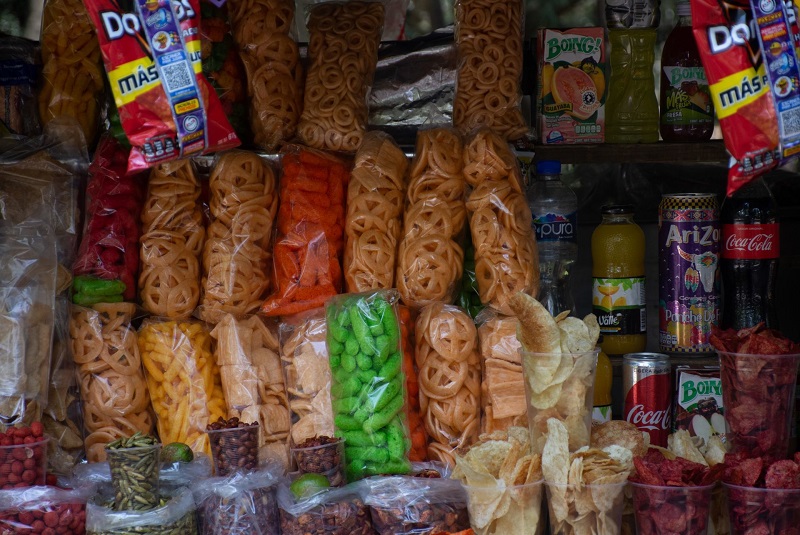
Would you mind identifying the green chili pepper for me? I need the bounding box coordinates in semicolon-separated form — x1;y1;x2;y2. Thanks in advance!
73;276;127;297
72;292;123;306
363;394;404;434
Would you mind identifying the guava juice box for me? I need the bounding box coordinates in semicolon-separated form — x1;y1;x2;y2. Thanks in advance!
537;28;606;144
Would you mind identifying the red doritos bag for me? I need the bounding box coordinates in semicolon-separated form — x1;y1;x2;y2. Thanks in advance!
692;0;800;195
83;0;239;172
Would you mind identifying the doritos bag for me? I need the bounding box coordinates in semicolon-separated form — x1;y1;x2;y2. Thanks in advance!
83;0;239;172
692;0;800;195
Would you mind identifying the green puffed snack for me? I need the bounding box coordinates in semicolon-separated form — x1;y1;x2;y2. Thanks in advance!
356;352;373;370
347;446;389;464
328;338;344;356
355;369;377;385
363;394;404;434
333;397;360;415
386;417;406;459
334;414;362;431
378;352;402;382
340;353;357;372
368;377;402;413
344;337;360;356
331;375;361;398
339;429;386;447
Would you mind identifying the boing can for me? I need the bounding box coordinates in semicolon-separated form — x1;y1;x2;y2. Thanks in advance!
658;194;720;354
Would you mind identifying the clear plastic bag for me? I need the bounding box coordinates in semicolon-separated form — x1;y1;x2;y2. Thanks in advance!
86;487;198;535
396;128;466;309
475;309;526;434
463;128;539;316
139;160;205;319
228;0;302;150
364;475;470;535
194;467;281;535
0;484;95;535
415;303;481;465
199;151;278;323
73;137;146;303
69;303;154;463
137;319;227;456
453;0;527;141
210;314;290;468
344;132;408;294
261;145;349;317
72;453;213;493
326;291;412;480
297;1;384;153
279;309;334;446
278;480;375;535
0;36;40;137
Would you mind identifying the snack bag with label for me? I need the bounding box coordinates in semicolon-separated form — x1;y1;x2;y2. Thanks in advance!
83;0;239;172
692;0;800;194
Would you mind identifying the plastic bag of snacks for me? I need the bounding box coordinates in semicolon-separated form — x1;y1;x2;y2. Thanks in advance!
344;131;408;293
298;1;384;152
475;311;526;434
83;0;239;172
365;474;470;535
278;481;375;535
139;160;205;319
39;0;103;147
69;303;155;463
398;305;428;462
228;0;303;150
396;128;466;309
692;0;800;194
199;0;251;143
279;310;334;446
200;151;278;323
86;487;198;535
0;36;40;136
464;128;539;315
210;314;291;468
416;303;481;465
262;145;350;317
0;484;94;534
194;468;281;535
453;0;527;140
326;291;412;480
138;319;226;456
73;137;145;303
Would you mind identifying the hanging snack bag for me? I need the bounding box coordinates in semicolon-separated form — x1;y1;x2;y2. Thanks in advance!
261;145;349;317
692;0;800;194
83;0;239;172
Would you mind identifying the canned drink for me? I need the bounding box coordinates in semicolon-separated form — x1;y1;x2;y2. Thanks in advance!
623;352;672;447
658;193;720;354
605;0;661;29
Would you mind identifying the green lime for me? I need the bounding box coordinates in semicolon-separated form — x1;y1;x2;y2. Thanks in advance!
161;442;194;463
290;473;330;499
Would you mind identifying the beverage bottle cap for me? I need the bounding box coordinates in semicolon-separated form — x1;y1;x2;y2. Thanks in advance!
605;0;661;29
536;160;561;175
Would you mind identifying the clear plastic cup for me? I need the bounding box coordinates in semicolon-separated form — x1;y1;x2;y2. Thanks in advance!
106;444;161;511
716;351;800;459
462;480;545;534
631;482;715;535
0;437;48;489
520;349;600;454
545;481;626;535
724;482;800;535
291;437;345;487
207;425;260;476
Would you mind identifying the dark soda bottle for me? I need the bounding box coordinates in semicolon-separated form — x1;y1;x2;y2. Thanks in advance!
720;177;780;330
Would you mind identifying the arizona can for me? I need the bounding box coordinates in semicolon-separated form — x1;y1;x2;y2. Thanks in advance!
623;352;672;447
658;193;720;354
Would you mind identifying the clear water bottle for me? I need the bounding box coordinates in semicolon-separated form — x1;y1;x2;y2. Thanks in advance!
527;160;578;315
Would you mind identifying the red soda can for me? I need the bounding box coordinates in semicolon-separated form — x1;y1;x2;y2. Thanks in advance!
623;352;672;447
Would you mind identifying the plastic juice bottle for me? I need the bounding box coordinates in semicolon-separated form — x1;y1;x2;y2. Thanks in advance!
592;343;613;425
591;205;647;356
659;0;714;141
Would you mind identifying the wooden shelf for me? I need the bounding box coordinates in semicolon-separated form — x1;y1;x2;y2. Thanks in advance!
533;141;728;165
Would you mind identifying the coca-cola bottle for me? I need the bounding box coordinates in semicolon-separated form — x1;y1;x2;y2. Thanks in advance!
720;177;780;330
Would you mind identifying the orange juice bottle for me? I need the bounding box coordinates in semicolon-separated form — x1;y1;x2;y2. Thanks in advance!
592;343;613;425
591;205;646;355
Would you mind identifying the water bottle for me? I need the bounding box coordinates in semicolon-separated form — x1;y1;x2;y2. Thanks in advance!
527;160;578;316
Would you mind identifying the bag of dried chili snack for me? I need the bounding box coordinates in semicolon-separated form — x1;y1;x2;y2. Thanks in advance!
83;0;239;172
73;136;145;303
692;0;800;195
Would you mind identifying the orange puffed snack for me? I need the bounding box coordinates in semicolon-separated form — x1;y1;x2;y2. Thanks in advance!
261;145;350;316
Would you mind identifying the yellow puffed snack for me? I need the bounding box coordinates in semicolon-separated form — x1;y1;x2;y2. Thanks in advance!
138;320;226;455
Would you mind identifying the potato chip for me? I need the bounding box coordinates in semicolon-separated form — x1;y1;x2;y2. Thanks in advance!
667;429;708;466
510;293;561;356
591;420;647;458
466;440;515;477
558;317;592;353
554;310;571;322
542;418;570;485
703;435;728;466
566;414;590;451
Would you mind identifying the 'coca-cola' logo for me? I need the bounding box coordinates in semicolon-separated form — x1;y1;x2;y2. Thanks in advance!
626;404;672;431
722;223;780;260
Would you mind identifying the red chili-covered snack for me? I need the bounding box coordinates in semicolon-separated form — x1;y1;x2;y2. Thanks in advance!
73;137;145;301
261;145;349;317
0;424;48;490
0;485;88;535
710;324;800;460
398;305;428;462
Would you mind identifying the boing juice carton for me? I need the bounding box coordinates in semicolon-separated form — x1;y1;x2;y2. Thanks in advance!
537;28;606;144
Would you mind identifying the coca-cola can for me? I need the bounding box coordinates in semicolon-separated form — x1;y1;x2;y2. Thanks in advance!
623;352;672;447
